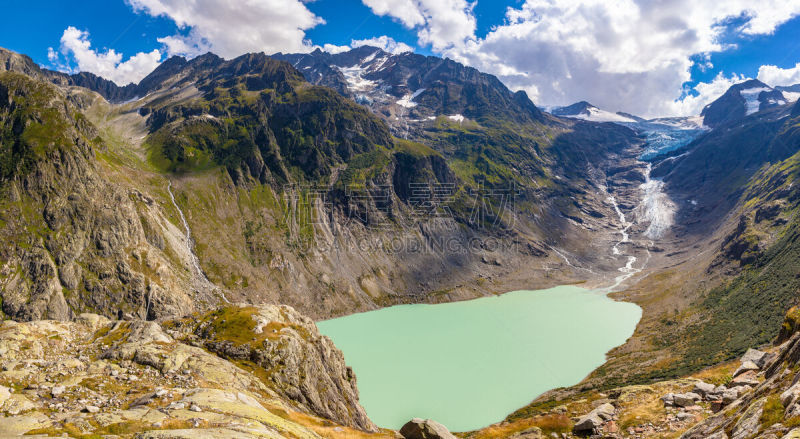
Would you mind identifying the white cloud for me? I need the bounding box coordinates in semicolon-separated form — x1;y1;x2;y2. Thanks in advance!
352;36;414;54
361;0;476;52
47;47;58;63
56;26;162;85
316;36;414;55
126;0;323;58
322;44;351;55
361;0;425;27
758;63;800;87
667;72;748;117
364;0;800;117
156;35;210;59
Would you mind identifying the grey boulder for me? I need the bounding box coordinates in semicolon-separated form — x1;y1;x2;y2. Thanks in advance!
733;360;760;377
573;413;605;433
674;393;701;407
694;381;717;397
573;402;616;434
741;349;768;368
400;418;457;439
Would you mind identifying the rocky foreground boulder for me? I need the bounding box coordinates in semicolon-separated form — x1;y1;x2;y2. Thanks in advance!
400;418;457;439
572;402;616;434
678;311;800;439
0;304;381;437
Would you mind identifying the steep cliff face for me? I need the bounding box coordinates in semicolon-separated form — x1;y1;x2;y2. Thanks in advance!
0;72;213;321
187;305;376;431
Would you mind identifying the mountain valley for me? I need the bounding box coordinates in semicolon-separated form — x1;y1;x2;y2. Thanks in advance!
1;42;800;438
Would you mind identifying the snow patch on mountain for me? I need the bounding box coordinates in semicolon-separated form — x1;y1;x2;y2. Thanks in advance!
571;106;639;123
338;64;377;92
783;91;800;102
448;114;465;123
740;86;771;115
360;50;379;65
397;88;425;108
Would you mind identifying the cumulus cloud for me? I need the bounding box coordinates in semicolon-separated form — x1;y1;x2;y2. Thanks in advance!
352;36;414;54
47;47;58;63
322;44;351;55
758;63;800;87
156;35;210;59
316;36;414;55
126;0;323;58
667;72;748;116
365;0;800;117
55;26;162;85
361;0;476;52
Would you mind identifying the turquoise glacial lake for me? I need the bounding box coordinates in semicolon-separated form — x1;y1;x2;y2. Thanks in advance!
317;285;641;432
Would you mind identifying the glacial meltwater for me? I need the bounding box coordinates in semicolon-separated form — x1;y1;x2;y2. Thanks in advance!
317;285;641;432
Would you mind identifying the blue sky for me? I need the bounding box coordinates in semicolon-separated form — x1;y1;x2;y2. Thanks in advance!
2;0;800;117
687;15;800;88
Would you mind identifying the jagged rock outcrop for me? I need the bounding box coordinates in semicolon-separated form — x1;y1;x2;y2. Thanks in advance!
0;304;379;437
188;304;377;431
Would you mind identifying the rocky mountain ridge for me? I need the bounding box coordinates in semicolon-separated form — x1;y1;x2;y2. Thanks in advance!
550;101;640;123
272;46;545;139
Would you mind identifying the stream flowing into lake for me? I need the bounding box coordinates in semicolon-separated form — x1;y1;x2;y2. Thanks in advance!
317;153;687;432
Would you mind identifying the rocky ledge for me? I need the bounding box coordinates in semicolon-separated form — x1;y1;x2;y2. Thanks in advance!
679;308;800;439
0;304;384;438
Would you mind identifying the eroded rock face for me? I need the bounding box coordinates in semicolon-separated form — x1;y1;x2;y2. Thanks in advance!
0;305;380;437
730;397;766;439
192;304;377;432
0;73;207;322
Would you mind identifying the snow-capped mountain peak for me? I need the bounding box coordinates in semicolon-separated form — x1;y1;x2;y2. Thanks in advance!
701;79;790;127
271;46;545;138
551;101;639;123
